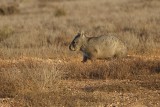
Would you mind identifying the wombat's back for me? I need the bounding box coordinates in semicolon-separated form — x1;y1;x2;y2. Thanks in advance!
87;35;127;58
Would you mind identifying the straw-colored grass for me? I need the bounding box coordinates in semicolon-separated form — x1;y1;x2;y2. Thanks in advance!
0;0;160;106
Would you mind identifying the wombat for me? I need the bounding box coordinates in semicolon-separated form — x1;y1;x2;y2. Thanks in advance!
69;32;127;62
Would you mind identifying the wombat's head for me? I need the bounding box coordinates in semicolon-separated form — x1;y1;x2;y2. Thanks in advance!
69;31;86;51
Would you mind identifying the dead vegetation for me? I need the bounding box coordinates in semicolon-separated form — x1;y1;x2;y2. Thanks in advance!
55;8;66;17
0;0;160;106
61;57;160;80
0;26;14;42
0;3;19;15
0;55;160;107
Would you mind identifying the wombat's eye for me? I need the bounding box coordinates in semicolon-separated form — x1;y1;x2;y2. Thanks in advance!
73;41;78;44
72;41;76;45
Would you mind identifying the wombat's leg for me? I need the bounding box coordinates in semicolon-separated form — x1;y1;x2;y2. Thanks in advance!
114;52;125;59
81;55;88;63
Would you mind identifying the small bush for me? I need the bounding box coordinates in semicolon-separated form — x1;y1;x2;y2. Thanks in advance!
0;26;14;42
60;58;160;80
0;3;19;15
55;8;66;17
0;73;17;98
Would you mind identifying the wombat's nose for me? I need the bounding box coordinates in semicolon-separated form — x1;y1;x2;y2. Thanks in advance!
69;44;73;51
69;44;75;51
69;45;71;50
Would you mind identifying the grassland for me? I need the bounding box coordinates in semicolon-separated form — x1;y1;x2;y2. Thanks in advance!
0;0;160;107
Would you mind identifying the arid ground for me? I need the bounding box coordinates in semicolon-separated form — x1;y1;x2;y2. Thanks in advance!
0;0;160;107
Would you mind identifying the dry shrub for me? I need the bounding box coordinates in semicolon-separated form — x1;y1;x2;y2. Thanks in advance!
55;8;66;17
0;73;17;98
0;3;19;15
60;61;109;80
107;59;159;79
0;26;14;42
0;59;62;98
108;59;160;79
60;58;160;80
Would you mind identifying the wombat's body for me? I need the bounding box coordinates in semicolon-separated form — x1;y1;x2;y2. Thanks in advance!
69;32;127;62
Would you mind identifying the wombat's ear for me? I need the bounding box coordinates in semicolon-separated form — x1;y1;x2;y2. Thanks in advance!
80;31;86;38
80;31;84;35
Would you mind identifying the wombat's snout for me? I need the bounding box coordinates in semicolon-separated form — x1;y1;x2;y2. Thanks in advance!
69;44;72;50
69;44;75;51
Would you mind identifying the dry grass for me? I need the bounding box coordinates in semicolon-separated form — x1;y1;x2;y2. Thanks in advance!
0;0;159;58
0;3;19;15
0;56;160;106
0;0;160;106
54;8;66;17
0;26;14;42
61;57;160;80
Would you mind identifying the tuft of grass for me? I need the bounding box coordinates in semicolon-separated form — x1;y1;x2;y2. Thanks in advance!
60;58;160;80
0;26;14;42
0;59;62;98
55;8;66;17
0;3;19;15
0;73;17;98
